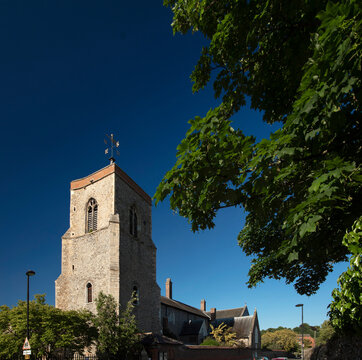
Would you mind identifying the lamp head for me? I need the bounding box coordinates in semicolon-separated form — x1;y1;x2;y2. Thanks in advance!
26;270;35;277
295;303;303;307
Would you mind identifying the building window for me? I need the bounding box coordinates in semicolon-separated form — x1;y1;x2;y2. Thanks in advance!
159;352;168;360
129;207;137;237
87;198;98;232
86;283;92;303
132;285;139;305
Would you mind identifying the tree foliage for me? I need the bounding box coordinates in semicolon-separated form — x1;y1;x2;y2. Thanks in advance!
329;217;362;333
315;320;335;346
200;337;220;346
0;295;96;359
293;323;317;338
261;329;299;352
95;292;141;360
209;322;238;346
156;0;361;296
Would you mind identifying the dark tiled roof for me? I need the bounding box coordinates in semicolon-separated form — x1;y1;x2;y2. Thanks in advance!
180;320;204;336
210;315;256;338
141;333;183;346
232;315;255;338
210;318;235;330
206;306;248;319
161;296;209;318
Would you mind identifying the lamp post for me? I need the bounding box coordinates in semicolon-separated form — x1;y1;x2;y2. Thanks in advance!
26;270;35;340
295;304;304;360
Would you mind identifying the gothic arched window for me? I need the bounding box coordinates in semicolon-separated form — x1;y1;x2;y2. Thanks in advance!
129;207;138;237
86;283;93;303
87;198;98;232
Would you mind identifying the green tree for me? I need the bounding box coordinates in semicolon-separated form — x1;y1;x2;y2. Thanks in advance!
155;0;361;296
0;294;96;359
293;323;316;338
261;326;289;335
261;329;299;352
329;217;362;333
315;320;335;346
209;322;238;346
95;292;141;360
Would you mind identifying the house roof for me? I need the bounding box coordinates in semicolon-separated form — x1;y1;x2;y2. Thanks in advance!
161;296;209;319
232;315;255;338
206;306;248;319
141;333;183;346
179;320;204;336
210;313;258;339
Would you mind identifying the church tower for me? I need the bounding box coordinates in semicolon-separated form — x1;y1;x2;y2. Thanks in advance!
55;163;161;333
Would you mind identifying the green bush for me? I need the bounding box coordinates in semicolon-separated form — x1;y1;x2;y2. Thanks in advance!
200;337;220;346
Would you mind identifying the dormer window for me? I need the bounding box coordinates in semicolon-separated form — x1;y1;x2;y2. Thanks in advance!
129;207;137;237
87;198;98;232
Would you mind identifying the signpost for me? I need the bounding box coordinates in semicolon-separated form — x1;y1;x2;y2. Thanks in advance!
23;337;31;359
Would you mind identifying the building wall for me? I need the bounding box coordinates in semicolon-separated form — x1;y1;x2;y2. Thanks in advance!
69;171;115;237
161;304;207;339
114;171;160;333
55;164;160;333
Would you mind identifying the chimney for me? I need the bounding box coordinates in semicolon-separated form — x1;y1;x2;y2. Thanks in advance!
200;299;206;311
210;307;216;321
166;278;172;299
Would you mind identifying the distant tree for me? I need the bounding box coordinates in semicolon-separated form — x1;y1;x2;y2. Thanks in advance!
261;326;289;335
293;323;316;338
261;329;299;352
0;294;96;359
303;337;313;349
95;292;141;360
315;321;335;346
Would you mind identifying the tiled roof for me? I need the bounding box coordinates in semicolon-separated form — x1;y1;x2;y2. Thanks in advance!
141;333;183;346
206;306;248;319
180;320;204;336
161;296;209;319
210;315;255;338
232;315;255;337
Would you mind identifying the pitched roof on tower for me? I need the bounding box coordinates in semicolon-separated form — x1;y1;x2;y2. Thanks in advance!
70;163;151;205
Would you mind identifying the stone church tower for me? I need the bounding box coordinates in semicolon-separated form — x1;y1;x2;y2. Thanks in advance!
55;163;161;333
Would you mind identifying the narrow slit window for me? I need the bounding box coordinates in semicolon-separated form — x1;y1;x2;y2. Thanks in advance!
86;283;92;303
87;198;98;232
134;213;138;237
129;207;138;237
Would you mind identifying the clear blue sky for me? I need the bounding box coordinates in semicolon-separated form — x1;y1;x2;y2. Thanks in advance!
0;0;347;330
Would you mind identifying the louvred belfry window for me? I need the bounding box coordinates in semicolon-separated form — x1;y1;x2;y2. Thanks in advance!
87;198;98;232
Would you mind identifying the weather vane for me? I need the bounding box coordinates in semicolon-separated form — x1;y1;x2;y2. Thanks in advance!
104;133;120;164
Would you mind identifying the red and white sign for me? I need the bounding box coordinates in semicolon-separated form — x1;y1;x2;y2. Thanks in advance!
23;337;31;350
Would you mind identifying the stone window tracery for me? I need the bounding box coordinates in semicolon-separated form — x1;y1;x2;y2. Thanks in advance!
87;198;98;232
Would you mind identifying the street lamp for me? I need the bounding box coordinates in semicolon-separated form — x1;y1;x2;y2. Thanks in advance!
295;304;304;360
26;270;35;340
